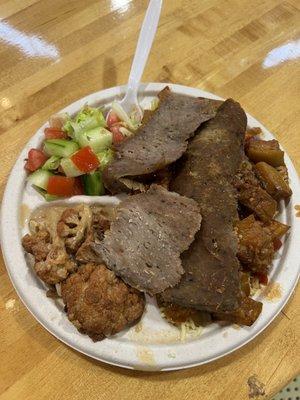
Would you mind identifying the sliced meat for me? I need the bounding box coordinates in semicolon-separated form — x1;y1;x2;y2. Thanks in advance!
103;86;221;194
161;99;247;313
62;263;145;341
213;296;262;326
92;185;202;294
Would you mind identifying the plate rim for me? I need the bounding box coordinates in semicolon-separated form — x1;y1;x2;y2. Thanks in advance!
1;82;300;371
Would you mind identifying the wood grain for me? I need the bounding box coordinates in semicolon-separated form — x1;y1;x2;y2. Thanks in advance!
0;0;299;399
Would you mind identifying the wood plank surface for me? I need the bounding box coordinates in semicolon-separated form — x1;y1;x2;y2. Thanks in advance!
0;1;299;399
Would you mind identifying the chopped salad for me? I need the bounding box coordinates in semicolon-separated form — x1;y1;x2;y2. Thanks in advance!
24;103;142;199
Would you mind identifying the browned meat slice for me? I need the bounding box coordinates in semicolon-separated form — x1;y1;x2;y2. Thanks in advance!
161;99;247;313
235;160;277;221
103;86;221;194
213;296;262;326
92;185;202;295
236;215;274;273
62;263;145;341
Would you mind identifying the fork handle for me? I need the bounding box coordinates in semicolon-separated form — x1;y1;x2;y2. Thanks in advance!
127;0;163;94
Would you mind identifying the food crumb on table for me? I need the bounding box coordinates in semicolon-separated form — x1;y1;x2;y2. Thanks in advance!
5;298;16;311
247;375;266;398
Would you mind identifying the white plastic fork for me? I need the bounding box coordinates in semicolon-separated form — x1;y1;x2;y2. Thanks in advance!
118;0;163;119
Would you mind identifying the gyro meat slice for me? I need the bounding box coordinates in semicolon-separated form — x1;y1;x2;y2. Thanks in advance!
103;86;222;194
61;263;145;341
92;185;202;295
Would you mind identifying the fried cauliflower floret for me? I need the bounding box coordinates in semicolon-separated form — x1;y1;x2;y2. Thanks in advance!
22;226;77;285
61;263;145;341
22;230;52;261
57;205;92;253
34;245;77;285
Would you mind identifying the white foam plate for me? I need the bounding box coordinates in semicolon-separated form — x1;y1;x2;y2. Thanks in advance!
1;83;300;371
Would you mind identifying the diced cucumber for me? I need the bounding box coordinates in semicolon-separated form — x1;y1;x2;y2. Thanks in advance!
28;169;53;190
43;139;79;158
83;171;105;196
97;148;114;171
76;127;112;152
33;185;60;201
42;155;61;170
44;193;60;201
60;158;84;177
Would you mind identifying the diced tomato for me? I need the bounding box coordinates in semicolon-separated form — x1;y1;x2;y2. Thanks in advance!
47;176;75;197
25;149;48;172
44;128;67;139
256;273;268;286
107;111;120;127
110;124;125;144
73;177;84;195
273;237;282;251
71;146;99;172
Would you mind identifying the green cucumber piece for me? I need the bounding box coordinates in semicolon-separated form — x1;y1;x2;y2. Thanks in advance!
33;185;59;201
76;127;112;152
83;171;105;196
60;158;84;177
97;148;114;171
44;193;60;201
42;155;61;170
28;169;53;190
44;139;79;158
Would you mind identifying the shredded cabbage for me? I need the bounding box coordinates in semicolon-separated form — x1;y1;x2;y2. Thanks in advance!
111;102;141;131
149;97;159;111
63;106;106;139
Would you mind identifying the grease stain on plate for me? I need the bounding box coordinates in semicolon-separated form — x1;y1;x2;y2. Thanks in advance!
263;282;282;302
128;326;180;344
136;346;156;366
134;321;143;333
19;203;31;228
167;351;176;359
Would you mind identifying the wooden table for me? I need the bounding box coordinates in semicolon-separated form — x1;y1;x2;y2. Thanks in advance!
0;1;299;399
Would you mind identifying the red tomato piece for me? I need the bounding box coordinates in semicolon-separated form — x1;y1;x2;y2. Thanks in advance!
107;111;120;127
47;176;75;197
44;128;67;139
25;149;48;172
256;273;268;286
273;238;282;251
71;146;99;172
110;124;125;144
